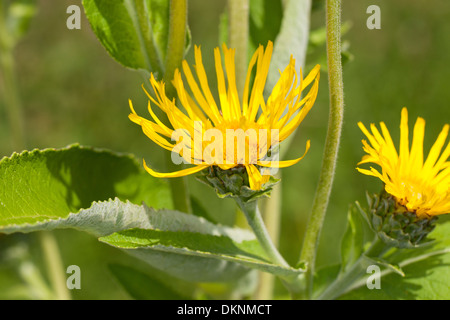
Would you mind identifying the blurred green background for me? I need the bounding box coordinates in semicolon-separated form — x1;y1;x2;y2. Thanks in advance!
1;0;449;299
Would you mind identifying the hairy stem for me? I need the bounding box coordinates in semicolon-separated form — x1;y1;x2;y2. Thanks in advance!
298;0;345;299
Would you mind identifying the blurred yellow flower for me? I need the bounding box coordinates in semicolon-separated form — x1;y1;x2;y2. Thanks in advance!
129;41;320;190
358;107;450;218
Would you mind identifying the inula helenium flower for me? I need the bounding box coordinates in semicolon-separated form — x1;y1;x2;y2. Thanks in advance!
129;41;320;191
358;107;450;218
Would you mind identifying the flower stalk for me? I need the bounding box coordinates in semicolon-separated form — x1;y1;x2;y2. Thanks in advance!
298;0;345;299
235;198;290;269
236;196;308;298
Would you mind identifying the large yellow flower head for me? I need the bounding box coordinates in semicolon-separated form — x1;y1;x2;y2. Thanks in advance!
357;107;450;218
129;41;320;191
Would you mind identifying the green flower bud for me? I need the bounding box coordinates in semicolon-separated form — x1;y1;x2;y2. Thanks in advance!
196;166;279;203
363;190;437;248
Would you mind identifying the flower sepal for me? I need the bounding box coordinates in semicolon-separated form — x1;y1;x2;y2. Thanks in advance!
360;191;437;249
196;166;279;203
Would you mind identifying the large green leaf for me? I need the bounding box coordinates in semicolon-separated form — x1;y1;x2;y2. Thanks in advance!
1;193;301;283
0;144;171;229
100;226;306;281
81;0;168;73
0;145;303;283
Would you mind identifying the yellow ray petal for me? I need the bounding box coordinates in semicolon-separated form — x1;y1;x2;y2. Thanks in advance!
258;140;310;168
143;160;208;178
358;122;380;151
193;45;222;123
408;116;425;172
242;45;262;116
298;64;321;92
380;121;398;159
399;107;410;163
182;60;222;125
214;47;231;121
222;43;241;119
423;124;449;172
246;164;264;190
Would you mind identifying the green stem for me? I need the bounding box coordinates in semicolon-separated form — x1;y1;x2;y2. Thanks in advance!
236;199;290;269
228;0;249;99
317;239;386;300
161;0;192;214
298;0;344;299
236;198;306;298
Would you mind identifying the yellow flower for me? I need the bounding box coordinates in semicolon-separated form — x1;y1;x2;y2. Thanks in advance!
129;41;320;191
357;107;450;218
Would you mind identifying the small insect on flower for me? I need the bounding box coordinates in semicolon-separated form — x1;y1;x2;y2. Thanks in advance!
129;41;320;191
357;107;450;219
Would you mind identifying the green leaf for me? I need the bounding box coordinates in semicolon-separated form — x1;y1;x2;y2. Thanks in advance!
81;0;169;73
0;145;301;284
0;144;171;229
144;0;169;61
108;264;186;300
340;204;366;273
1;199;158;236
1;196;301;283
101;228;306;280
340;221;450;299
363;256;405;277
